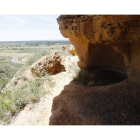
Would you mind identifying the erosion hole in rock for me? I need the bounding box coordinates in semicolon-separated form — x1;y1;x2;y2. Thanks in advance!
88;67;128;86
75;67;128;86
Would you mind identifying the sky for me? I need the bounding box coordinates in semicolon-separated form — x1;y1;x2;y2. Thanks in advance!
0;15;67;41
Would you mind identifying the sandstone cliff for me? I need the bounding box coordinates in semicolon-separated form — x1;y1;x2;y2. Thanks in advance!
57;15;140;85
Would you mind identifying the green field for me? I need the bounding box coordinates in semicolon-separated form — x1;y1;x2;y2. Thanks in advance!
0;47;62;54
0;49;21;53
0;56;22;91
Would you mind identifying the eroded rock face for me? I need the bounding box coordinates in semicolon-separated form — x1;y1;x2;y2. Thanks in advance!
30;52;65;77
57;15;140;85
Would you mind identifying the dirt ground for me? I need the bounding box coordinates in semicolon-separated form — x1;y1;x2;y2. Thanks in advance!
9;55;140;125
49;80;140;125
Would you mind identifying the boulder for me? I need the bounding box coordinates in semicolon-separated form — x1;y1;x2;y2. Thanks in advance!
69;50;76;56
57;15;140;85
62;45;76;56
30;52;65;77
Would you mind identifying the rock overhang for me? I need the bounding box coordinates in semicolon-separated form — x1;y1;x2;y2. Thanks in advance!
57;15;140;85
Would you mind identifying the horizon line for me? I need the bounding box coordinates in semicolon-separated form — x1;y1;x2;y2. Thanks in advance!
0;39;69;42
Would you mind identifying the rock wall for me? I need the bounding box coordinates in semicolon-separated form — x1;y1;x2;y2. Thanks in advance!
57;15;140;85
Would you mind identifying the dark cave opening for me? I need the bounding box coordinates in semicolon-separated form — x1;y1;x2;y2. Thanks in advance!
87;67;128;86
74;67;128;86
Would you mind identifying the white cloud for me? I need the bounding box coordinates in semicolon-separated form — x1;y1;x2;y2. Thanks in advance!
0;15;65;41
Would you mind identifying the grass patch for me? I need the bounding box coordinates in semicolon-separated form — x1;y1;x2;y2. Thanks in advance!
17;56;25;61
0;56;22;91
0;74;55;124
0;49;20;53
14;48;52;76
0;46;62;54
26;49;51;66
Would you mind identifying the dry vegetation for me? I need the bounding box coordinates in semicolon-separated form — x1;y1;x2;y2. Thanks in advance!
0;74;56;124
0;43;75;124
0;49;57;124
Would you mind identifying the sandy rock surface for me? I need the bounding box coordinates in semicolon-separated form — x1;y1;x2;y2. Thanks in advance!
30;52;65;77
57;15;140;85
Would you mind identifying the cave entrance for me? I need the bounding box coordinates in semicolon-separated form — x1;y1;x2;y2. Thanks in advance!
79;43;128;86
